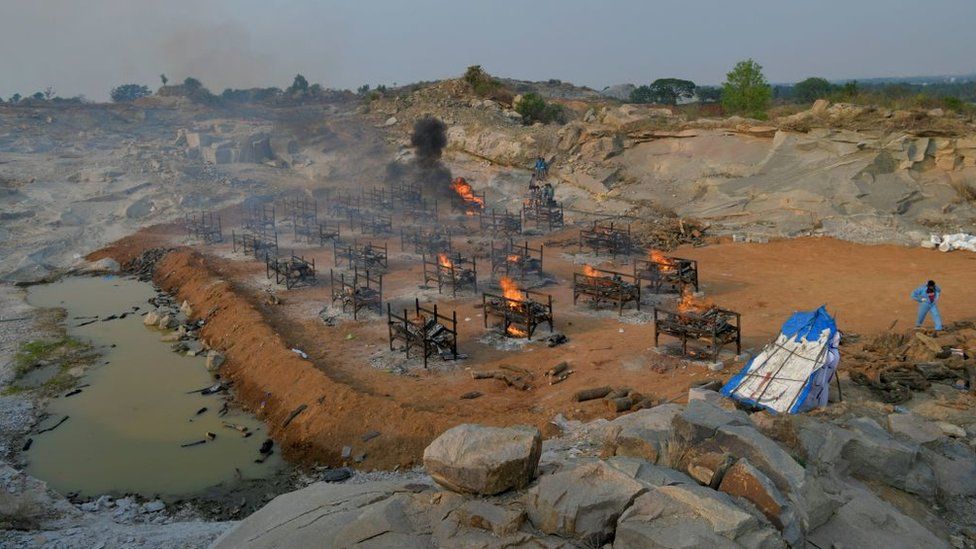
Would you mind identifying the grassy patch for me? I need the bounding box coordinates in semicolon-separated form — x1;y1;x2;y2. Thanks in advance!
11;336;95;395
14;337;87;377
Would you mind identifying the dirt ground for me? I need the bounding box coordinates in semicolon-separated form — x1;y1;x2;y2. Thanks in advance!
90;219;976;471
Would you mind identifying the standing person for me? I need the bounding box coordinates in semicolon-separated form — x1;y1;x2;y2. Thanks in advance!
911;280;943;332
534;156;547;180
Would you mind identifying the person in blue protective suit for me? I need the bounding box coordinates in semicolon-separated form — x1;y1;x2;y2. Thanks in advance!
911;280;942;332
797;330;841;412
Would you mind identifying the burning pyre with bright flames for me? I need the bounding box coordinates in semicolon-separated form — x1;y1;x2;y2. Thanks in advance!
582;264;601;277
498;276;528;336
648;250;676;273
676;285;712;314
451;177;485;214
438;253;453;269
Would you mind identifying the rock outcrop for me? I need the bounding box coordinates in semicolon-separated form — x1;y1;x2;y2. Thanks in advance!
422;424;542;495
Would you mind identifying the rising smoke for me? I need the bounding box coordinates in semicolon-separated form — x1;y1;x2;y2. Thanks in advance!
387;116;453;200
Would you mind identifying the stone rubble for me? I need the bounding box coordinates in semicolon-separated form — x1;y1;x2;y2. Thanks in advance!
214;387;973;548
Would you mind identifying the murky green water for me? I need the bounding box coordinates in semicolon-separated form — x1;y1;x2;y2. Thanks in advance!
25;276;282;498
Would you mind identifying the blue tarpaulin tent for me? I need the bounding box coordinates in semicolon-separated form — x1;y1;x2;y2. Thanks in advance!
721;306;839;414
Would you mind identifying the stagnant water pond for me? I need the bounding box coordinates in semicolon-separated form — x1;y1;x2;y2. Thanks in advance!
25;276;283;498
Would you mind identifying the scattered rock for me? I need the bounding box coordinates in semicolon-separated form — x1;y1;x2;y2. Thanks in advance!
602;403;682;463
205;350;224;372
524;460;646;544
615;484;782;548
423;424;542;495
718;458;803;547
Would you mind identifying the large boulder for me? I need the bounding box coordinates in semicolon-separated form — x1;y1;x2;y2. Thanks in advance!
841;417;934;497
212;481;433;548
807;486;948;549
423;424;541;495
920;441;976;498
887;412;942;445
614;484;784;548
718;458;803;547
525;461;647;545
670;400;751;447
602;404;682;464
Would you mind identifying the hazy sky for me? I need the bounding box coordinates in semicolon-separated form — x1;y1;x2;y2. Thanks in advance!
1;0;974;101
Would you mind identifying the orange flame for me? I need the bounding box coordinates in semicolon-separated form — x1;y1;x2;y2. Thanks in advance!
582;264;600;277
451;177;484;210
438;253;453;268
677;286;711;314
649;250;676;272
499;276;522;303
507;254;520;263
498;276;527;337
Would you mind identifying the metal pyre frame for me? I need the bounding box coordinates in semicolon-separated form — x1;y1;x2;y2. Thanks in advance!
653;306;741;360
422;253;477;297
482;288;554;340
522;200;564;232
480;209;522;237
330;268;383;320
359;213;393;236
317;220;342;246
328;191;363;224
333;241;388;272
572;267;641;315
401;226;452;256
232;229;278;261
387;299;460;368
287;197;318;243
489;239;544;281
579;222;635;258
184;211;223;244
242;203;276;235
400;198;439;226
634;256;699;293
266;252;317;289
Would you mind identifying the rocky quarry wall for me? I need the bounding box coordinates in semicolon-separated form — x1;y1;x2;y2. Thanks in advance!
443;100;976;245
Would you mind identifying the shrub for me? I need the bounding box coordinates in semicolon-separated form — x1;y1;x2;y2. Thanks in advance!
110;84;151;103
515;93;564;125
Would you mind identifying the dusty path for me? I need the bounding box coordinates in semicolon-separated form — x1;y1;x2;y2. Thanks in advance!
91;223;976;470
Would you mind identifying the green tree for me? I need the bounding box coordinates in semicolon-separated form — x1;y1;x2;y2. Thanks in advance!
697;86;722;103
463;65;502;97
651;78;697;105
160;74;168;86
515;93;564;125
839;80;859;100
287;74;309;96
722;59;772;117
9;93;21;103
629;85;655;104
110;84;151;102
793;77;834;103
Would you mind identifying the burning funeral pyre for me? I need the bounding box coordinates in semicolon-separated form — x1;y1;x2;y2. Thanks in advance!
451;177;485;215
634;251;700;293
653;288;741;359
572;265;641;314
482;277;554;339
422;253;477;296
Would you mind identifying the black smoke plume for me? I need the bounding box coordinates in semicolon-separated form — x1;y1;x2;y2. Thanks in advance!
387;116;453;200
410;117;447;168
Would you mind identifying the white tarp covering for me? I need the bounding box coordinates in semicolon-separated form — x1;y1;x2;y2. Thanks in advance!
721;306;838;414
